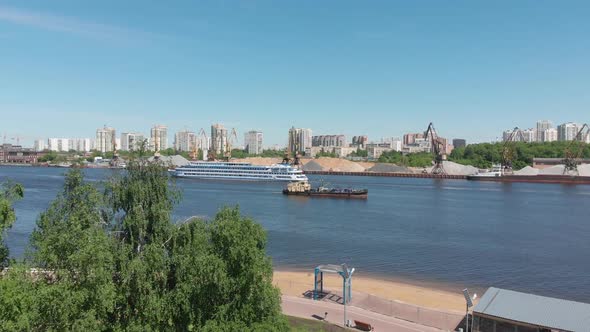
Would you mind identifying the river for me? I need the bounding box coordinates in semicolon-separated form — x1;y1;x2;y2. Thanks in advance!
2;166;590;302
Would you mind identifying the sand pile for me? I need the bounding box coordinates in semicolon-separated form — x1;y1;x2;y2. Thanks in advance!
368;163;410;173
539;165;565;175
440;161;478;175
311;157;366;172
514;166;539;176
577;164;590;176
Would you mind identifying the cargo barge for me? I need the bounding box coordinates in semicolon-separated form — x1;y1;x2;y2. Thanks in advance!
282;181;368;198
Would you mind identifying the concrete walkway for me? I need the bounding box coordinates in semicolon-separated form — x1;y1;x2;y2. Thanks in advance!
282;295;444;332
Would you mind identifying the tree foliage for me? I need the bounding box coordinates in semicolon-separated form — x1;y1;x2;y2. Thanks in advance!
0;182;24;266
378;151;434;167
0;161;287;331
449;141;590;169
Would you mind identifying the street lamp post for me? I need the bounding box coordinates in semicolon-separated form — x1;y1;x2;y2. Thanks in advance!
463;289;474;332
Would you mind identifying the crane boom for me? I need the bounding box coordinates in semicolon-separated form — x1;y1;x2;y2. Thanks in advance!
501;127;524;173
424;122;445;175
563;124;589;175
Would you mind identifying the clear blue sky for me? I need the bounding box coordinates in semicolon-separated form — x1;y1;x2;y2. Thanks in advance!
1;0;589;147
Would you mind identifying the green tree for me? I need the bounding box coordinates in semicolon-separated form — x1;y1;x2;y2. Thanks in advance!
0;182;24;266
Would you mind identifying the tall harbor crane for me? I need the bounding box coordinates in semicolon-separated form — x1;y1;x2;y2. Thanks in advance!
563;123;589;175
424;122;446;175
501;127;524;173
224;128;239;161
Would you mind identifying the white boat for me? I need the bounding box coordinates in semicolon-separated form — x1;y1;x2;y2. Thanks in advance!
170;161;308;182
471;164;503;178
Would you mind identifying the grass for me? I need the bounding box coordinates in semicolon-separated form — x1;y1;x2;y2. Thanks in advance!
287;316;348;332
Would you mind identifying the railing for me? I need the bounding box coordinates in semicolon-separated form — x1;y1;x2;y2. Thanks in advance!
277;280;463;331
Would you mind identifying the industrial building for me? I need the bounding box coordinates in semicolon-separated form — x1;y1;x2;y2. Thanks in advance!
0;144;44;164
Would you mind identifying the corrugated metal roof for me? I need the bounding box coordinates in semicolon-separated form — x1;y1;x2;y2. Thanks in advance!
473;287;590;331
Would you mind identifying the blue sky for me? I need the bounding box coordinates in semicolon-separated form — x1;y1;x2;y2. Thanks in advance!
1;1;589;147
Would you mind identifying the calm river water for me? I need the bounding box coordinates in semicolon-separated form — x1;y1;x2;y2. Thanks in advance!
2;166;590;302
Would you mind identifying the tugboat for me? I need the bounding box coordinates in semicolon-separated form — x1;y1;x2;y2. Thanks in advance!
282;181;368;199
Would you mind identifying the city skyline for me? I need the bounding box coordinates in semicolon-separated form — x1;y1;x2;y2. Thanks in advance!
2;1;590;146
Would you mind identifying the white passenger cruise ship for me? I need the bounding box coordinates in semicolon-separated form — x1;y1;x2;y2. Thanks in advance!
171;162;308;182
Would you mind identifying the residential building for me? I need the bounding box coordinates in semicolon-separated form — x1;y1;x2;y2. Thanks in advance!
150;125;168;151
452;139;466;149
34;139;46;151
174;130;196;152
521;128;536;142
96;126;116;153
211;124;228;155
244;130;263;155
48;138;70;152
351;135;368;148
288;127;312;155
403;133;424;146
121;132;145;151
541;128;558;142
536;120;553;142
312;135;346;147
367;146;393;160
69;138;92;152
557;122;579;141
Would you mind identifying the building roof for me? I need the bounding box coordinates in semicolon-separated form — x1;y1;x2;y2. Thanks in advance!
473;287;590;331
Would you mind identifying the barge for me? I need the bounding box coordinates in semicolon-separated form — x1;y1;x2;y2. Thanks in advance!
282;181;368;198
466;174;590;184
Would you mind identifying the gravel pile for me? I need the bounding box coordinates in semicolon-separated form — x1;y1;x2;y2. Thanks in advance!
577;164;590;176
539;165;565;175
441;161;478;175
367;163;410;173
148;155;190;167
513;166;539;176
302;160;324;171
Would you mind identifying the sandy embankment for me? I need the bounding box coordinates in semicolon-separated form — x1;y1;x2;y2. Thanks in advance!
273;270;467;312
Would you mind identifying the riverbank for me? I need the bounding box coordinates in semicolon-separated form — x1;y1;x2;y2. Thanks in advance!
273;270;469;313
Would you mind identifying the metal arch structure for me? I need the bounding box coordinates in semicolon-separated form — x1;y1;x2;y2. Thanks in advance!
313;264;355;305
501;127;525;173
424;122;446;175
563;123;589;175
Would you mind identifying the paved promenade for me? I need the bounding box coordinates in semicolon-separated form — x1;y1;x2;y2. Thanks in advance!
282;295;445;332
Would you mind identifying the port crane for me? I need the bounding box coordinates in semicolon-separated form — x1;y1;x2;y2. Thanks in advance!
424;122;446;175
501;127;524;173
224;128;239;161
562;123;589;175
283;130;301;166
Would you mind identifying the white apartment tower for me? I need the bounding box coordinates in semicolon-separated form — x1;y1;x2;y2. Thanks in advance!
34;139;46;151
542;128;558;142
288;127;312;155
244;131;263;155
211;124;228;155
150;125;168;152
557;122;579;141
96;127;116;153
121;132;145;151
536;120;552;142
174;130;196;152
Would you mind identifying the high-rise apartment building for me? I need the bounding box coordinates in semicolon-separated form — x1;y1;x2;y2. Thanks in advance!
557;122;579;141
288;127;312;155
47;138;70;152
34;139;46;151
521;129;536;142
96;126;116;153
211;124;228;155
536;120;552;142
351;135;368;147
403;133;424;146
69;138;92;152
541;128;558;142
244;131;263;155
121;132;145;151
174;130;196;152
312;135;346;147
150;125;168;151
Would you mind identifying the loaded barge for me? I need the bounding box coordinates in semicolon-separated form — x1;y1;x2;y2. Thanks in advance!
282;181;368;198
